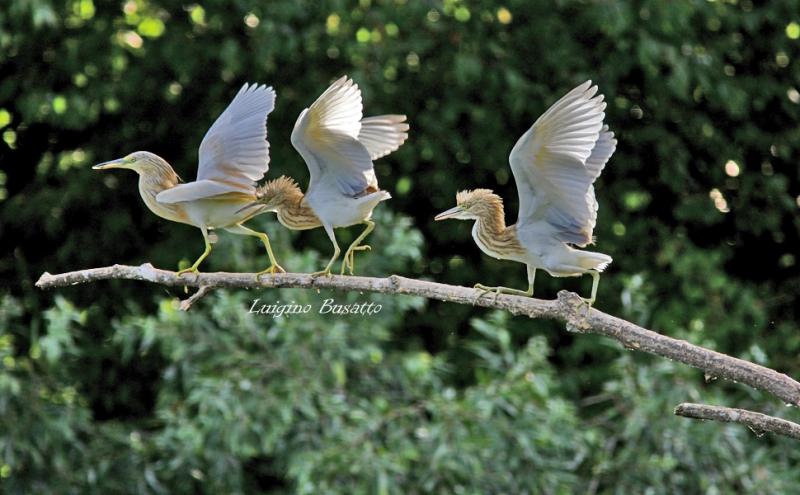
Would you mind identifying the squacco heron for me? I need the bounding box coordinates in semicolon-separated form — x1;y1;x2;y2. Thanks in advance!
435;81;616;304
93;83;285;277
240;76;409;276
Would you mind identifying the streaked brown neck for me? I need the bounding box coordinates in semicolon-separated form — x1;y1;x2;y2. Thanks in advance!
136;158;187;223
138;161;181;195
472;197;526;259
474;195;508;234
277;196;322;230
261;177;322;230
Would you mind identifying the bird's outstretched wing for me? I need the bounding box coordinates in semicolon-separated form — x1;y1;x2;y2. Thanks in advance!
584;125;617;236
159;83;275;204
509;81;613;247
291;76;376;197
358;115;409;160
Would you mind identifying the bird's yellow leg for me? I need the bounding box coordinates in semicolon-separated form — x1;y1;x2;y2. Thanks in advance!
225;224;285;279
312;226;340;278
474;267;536;303
340;220;375;275
177;227;213;276
584;271;600;306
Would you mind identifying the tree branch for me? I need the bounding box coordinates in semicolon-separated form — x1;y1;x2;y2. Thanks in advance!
179;285;214;311
675;403;800;440
36;264;800;410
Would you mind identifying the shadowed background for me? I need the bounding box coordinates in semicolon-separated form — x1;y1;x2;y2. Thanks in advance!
1;0;799;493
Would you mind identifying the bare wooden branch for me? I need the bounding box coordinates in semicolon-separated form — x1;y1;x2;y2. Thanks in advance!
36;263;800;409
675;403;800;440
179;285;214;311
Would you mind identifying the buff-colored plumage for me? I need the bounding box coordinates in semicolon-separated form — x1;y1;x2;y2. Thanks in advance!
454;189;527;260
252;176;322;231
243;76;410;276
436;81;616;304
93;83;284;276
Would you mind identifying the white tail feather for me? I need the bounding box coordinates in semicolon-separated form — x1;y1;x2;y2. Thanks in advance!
580;251;612;272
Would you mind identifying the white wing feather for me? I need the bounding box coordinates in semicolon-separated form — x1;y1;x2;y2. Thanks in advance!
585;125;616;181
156;180;243;204
358;115;409;160
291;76;378;196
584;126;617;234
195;83;275;192
510;81;612;246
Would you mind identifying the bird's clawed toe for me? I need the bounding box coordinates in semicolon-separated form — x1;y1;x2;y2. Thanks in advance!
176;267;200;294
472;283;497;303
339;259;352;276
339;251;353;275
255;263;286;280
472;283;534;303
311;268;333;278
339;244;371;276
176;267;200;277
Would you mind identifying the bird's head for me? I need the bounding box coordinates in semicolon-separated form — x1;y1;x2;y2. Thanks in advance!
93;151;170;176
238;176;303;215
435;189;504;221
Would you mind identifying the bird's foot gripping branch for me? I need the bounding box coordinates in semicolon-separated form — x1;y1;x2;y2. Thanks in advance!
35;263;800;441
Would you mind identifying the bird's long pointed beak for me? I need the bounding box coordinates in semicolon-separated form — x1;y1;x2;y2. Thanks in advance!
92;158;128;170
435;206;462;221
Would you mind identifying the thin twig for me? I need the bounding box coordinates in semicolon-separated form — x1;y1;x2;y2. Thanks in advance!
675;403;800;440
179;285;214;311
35;263;800;409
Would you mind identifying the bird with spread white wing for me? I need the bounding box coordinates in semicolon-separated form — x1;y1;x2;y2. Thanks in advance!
240;76;409;276
93;83;284;277
435;81;615;304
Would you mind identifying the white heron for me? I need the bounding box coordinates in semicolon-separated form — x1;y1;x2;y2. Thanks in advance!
93;83;283;277
435;81;616;304
241;76;409;276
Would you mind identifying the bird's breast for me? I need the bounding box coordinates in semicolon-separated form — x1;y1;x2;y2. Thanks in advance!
139;181;193;225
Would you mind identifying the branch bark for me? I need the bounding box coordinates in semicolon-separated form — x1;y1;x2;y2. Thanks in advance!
36;264;800;411
675;403;800;440
179;285;214;311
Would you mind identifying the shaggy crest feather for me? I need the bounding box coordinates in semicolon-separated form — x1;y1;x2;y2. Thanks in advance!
256;175;304;205
456;189;506;231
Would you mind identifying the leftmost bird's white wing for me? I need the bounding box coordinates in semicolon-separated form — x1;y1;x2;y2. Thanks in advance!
157;83;275;204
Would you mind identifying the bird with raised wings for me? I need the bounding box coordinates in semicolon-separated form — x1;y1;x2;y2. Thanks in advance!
435;81;615;304
93;83;284;277
240;76;409;276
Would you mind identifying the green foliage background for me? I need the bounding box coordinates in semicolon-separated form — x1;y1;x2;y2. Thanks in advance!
1;0;799;493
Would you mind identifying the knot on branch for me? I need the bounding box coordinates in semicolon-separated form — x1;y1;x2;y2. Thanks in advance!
137;262;160;282
388;274;402;291
556;290;592;333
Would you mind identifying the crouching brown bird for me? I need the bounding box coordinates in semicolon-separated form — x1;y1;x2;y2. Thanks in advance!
435;81;616;304
93;83;284;277
239;76;409;276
